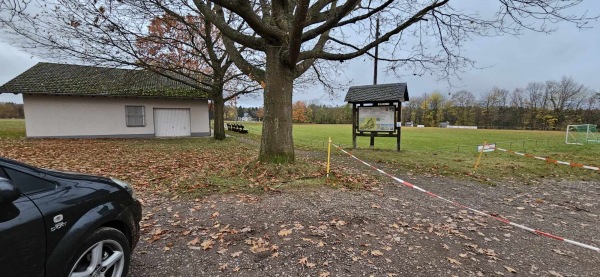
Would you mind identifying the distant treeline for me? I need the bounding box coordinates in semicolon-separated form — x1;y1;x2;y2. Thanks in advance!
231;103;352;124
404;77;599;130
0;103;24;118
223;76;599;129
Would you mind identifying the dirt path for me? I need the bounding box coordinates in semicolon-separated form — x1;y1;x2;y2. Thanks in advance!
130;149;600;277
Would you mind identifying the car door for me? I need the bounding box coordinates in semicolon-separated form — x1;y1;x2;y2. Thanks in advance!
0;168;46;277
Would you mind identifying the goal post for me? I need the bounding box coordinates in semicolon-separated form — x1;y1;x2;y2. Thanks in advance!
565;124;599;145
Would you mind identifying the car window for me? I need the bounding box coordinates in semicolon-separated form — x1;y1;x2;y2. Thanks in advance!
3;168;56;194
0;167;7;179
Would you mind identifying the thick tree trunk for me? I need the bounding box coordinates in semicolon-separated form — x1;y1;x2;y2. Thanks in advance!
213;93;226;140
259;46;295;163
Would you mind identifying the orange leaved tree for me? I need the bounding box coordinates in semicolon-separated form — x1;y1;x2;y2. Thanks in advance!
136;14;261;140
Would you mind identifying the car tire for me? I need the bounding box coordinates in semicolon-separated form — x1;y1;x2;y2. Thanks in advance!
67;227;131;277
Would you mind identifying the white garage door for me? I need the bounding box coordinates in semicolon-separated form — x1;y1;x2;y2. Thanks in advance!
154;108;191;137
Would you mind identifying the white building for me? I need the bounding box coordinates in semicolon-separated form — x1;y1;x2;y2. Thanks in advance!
0;63;211;138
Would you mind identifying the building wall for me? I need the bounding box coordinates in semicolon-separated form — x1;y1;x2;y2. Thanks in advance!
23;94;210;138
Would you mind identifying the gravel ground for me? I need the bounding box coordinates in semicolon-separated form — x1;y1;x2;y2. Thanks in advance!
129;152;600;277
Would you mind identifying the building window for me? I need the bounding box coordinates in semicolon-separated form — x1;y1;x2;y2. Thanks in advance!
125;106;145;127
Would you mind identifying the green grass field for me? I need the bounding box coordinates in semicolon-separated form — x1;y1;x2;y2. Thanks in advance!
2;119;598;187
235;121;599;184
0;119;25;138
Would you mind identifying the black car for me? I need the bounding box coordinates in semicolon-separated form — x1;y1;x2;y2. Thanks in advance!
0;157;141;277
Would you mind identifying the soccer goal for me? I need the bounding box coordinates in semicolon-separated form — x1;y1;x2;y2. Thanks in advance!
565;124;600;145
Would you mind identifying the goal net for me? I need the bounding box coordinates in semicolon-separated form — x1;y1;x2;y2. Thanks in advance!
565;124;599;145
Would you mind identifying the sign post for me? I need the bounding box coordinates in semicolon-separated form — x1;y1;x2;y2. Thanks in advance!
344;83;409;152
473;141;495;174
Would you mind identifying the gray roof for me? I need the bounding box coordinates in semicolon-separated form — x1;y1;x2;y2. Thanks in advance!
0;62;209;99
344;83;409;103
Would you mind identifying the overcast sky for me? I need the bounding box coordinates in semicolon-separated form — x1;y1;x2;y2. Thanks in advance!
1;1;599;107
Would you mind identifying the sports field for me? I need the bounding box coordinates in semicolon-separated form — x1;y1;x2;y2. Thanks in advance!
1;119;597;183
239;122;599;183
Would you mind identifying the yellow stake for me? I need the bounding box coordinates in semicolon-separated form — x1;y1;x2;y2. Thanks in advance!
473;140;487;174
326;137;332;180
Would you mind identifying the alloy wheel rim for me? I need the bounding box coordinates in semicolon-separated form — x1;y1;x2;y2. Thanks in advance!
69;239;125;277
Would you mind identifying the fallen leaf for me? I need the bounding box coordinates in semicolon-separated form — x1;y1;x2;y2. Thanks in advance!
240;226;252;233
201;239;214;250
278;229;293;237
504;266;517;273
231;251;243;257
548;270;563;277
447;257;462;265
371;250;384;257
187;237;199;246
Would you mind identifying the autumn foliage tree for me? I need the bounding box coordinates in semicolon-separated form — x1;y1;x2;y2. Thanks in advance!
292;101;310;123
255;107;264;121
135;14;261;140
182;0;594;163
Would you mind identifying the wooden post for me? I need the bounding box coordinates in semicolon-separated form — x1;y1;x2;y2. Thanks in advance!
373;18;380;85
397;103;401;152
326;137;332;179
352;103;357;149
370;132;375;149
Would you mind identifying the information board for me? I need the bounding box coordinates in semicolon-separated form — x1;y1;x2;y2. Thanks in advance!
358;106;395;131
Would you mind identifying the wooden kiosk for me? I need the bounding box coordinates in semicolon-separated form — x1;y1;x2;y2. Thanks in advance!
344;83;409;151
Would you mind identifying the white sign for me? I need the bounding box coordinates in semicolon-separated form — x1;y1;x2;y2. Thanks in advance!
477;143;496;152
358;106;395;131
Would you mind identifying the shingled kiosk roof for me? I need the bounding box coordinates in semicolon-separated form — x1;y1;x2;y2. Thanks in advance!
0;62;209;99
344;83;409;103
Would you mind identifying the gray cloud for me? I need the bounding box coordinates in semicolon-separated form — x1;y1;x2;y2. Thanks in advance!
0;41;40;103
2;2;599;106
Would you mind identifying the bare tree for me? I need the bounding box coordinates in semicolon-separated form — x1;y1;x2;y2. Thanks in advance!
136;14;262;140
188;0;594;162
524;82;547;129
1;0;595;162
0;0;30;24
450;90;476;125
546;76;589;127
509;88;527;127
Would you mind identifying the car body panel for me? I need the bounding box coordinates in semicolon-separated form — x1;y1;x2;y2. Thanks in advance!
0;157;141;277
0;195;46;277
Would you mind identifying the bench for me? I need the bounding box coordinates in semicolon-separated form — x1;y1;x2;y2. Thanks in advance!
227;123;248;134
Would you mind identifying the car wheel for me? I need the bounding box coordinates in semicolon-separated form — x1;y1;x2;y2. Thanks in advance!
68;227;131;277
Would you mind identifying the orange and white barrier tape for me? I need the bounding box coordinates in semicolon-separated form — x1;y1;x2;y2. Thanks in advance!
333;144;600;253
493;147;599;171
